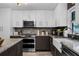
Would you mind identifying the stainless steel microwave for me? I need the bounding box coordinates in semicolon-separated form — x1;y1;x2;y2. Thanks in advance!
23;21;34;27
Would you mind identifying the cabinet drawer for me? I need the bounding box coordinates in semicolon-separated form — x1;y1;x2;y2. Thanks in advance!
23;44;34;48
23;39;34;43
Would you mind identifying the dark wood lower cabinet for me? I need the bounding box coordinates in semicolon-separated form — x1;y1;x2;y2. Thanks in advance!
51;44;56;56
36;36;50;51
51;44;61;56
0;40;23;56
16;41;23;56
55;47;62;56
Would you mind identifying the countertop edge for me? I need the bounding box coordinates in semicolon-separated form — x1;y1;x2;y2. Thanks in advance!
0;39;23;54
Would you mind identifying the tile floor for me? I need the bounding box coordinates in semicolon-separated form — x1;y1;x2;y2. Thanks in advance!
23;51;52;56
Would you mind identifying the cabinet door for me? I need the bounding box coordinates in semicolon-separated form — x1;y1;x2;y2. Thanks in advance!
58;4;67;26
8;45;17;56
35;11;54;27
16;41;23;56
36;36;50;51
54;4;67;27
0;50;9;56
22;11;31;21
44;11;54;27
51;45;56;56
12;11;23;27
35;11;44;27
0;45;17;56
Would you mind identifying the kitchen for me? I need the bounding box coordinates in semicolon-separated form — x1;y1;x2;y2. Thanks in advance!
0;3;79;56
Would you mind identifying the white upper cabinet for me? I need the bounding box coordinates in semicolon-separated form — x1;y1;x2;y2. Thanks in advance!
35;11;45;27
22;11;34;21
12;10;36;27
53;4;67;27
12;11;23;27
44;11;55;27
35;10;54;27
11;10;54;27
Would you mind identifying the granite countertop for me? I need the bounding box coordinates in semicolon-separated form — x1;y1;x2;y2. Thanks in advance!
0;38;22;54
50;36;79;55
61;38;79;55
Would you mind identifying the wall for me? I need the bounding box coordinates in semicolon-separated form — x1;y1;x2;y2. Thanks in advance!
0;8;11;39
53;3;67;26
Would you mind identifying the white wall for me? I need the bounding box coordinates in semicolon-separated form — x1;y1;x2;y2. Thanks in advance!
0;8;11;39
53;3;67;26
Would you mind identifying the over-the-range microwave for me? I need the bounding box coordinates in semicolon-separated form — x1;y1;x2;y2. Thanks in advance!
23;21;34;27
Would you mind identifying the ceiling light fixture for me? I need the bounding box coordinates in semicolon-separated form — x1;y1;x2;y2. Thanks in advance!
17;3;21;6
16;0;28;6
16;0;22;6
16;3;28;7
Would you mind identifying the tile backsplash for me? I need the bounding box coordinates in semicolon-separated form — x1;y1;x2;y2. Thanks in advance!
14;28;52;36
22;28;37;34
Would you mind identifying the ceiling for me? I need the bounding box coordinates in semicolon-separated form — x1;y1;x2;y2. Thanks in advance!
0;3;57;10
